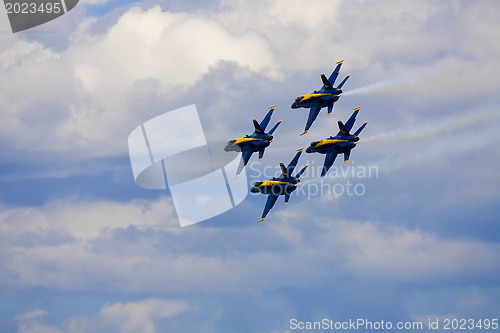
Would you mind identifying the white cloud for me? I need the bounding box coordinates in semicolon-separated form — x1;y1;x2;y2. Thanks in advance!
16;298;188;333
98;299;188;333
333;220;500;282
69;6;278;107
0;5;278;158
16;309;62;333
0;197;176;241
1;196;498;292
218;0;343;70
269;208;500;284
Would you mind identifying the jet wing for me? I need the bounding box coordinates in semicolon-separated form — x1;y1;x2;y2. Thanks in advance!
321;150;338;177
257;193;280;222
301;102;322;135
234;149;254;178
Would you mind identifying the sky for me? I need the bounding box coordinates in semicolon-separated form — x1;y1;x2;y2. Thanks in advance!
0;0;500;332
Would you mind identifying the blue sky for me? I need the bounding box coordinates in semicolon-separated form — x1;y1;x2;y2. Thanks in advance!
1;0;500;332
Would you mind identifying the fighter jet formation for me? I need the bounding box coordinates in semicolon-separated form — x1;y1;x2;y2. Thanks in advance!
225;60;369;222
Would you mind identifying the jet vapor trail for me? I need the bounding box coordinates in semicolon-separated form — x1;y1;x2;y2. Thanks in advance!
299;107;500;188
361;107;500;144
342;74;419;96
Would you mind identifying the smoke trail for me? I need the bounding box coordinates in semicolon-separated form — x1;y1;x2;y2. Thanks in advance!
365;127;500;176
361;107;500;144
299;107;500;188
343;75;417;96
342;71;426;96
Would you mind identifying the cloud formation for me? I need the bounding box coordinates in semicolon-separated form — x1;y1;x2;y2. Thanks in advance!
1;197;499;292
16;298;189;333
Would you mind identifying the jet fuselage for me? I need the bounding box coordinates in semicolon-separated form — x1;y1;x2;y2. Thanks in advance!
306;135;359;154
224;133;273;153
251;178;299;196
291;91;341;109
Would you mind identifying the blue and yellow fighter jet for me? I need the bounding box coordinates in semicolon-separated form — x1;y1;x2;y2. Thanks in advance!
251;149;309;222
225;106;282;178
306;107;367;176
291;60;350;135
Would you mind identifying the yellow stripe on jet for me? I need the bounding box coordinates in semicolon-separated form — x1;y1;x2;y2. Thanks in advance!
232;138;261;145
299;93;330;102
313;139;348;148
258;180;288;187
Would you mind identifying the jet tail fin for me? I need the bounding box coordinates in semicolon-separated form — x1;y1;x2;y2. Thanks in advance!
295;164;309;178
259;105;275;131
344;149;351;163
253;119;264;133
280;163;289;177
258;148;265;160
353;121;368;136
284;194;290;205
321;74;333;89
337;121;350;135
286;149;303;176
344;107;360;132
327;102;334;115
268;120;282;135
328;60;343;85
336;74;350;89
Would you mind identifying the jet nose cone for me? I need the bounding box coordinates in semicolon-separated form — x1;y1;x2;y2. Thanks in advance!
306;147;312;153
250;187;259;193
